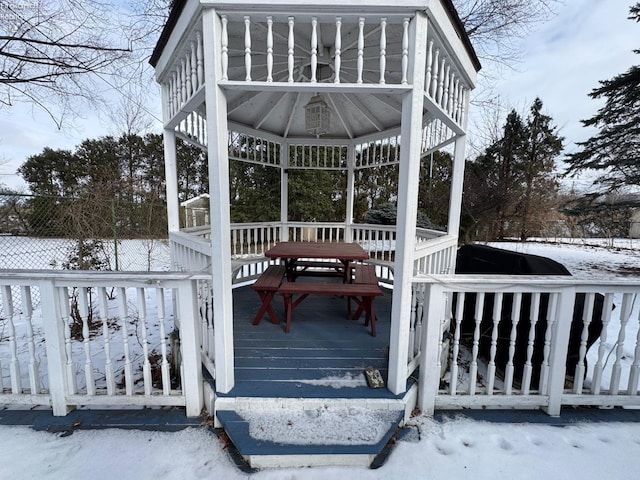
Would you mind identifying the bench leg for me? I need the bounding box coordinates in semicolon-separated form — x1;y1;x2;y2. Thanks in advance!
283;294;293;333
252;290;280;325
363;297;377;337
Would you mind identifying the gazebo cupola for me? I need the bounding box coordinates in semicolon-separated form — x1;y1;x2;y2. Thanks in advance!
150;0;480;395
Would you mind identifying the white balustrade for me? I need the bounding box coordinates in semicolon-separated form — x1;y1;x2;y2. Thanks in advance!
0;272;206;416
414;276;640;414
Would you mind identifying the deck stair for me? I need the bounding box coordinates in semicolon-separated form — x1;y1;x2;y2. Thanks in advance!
215;398;406;468
213;283;413;468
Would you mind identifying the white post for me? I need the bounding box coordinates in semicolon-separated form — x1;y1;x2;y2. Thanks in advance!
418;282;445;414
39;280;72;416
345;144;355;242
543;288;575;416
203;9;235;393
178;279;204;417
163;129;181;233
388;13;428;395
447;135;466;238
281;142;289;241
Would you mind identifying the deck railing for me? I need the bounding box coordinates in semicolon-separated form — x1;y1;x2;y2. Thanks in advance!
0;271;206;416
412;276;640;415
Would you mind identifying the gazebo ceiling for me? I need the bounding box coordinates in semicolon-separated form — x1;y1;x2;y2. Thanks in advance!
222;19;409;140
225;89;404;139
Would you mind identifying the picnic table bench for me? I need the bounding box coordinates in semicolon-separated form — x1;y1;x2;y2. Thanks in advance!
278;280;382;335
348;263;381;334
251;265;286;325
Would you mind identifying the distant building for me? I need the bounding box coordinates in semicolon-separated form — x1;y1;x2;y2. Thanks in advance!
181;194;210;228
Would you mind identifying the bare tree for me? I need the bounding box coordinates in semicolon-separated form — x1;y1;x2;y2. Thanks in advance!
0;0;168;127
453;0;559;66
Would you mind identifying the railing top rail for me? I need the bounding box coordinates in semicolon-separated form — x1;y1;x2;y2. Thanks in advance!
415;273;640;290
0;269;210;285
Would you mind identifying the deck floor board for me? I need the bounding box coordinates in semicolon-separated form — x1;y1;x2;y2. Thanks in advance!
223;283;398;399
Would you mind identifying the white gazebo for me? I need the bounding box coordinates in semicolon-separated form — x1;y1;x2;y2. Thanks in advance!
150;0;480;399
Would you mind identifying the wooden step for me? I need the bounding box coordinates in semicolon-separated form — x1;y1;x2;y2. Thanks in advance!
216;402;404;468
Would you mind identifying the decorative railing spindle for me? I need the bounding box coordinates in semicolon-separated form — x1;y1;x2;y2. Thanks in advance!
180;59;187;103
442;65;450;110
486;292;503;394
310;18;318;82
522;293;540;394
78;287;96;395
401;18;409;84
437;57;445;106
156;288;171;395
357;17;364;84
591;293;613;394
196;31;204;86
430;48;439;97
379;18;387;84
221;16;229;80
287;17;295;82
2;285;20;393
137;288;152;396
334;17;342;83
425;40;433;93
573;293;595;394
469;292;484;395
610;293;633;395
20;286;40;394
118;288;134;395
627;303;640;394
539;293;558;394
185;51;192;98
450;292;464;395
266;17;274;82
505;293;522;394
244;16;252;81
408;286;417;360
97;287;116;396
59;287;77;394
190;41;197;93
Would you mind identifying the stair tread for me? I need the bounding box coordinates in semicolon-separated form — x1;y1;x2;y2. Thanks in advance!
217;408;403;456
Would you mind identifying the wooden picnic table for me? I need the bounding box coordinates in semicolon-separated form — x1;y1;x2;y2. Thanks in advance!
264;241;369;282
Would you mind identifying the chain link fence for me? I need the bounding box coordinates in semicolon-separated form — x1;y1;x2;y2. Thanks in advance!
0;193;170;271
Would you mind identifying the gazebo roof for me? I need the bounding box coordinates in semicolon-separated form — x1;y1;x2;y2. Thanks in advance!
151;0;480;71
150;0;480;141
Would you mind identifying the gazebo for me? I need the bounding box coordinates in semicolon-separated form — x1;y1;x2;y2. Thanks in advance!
150;0;480;403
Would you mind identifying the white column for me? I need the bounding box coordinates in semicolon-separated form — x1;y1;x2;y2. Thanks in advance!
447;135;466;238
163;129;181;233
388;12;428;395
203;9;235;393
345;144;356;242
281;142;289;241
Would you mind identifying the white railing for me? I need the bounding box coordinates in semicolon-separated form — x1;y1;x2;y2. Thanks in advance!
172;222;452;287
413;233;457;275
219;14;412;87
413;276;640;415
0;271;206;416
164;29;204;120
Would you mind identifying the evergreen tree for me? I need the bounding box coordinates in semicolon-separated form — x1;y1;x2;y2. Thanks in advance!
462;99;562;241
517;98;563;240
564;4;640;194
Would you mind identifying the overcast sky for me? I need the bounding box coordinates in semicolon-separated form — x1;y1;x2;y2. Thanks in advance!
0;0;637;192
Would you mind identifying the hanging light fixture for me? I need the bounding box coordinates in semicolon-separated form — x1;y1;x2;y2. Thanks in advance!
304;94;331;136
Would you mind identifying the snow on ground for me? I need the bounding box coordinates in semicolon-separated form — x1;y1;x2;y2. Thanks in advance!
1;416;639;480
2;239;640;478
486;240;640;279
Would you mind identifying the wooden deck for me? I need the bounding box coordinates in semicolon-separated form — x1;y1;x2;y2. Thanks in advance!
221;280;404;400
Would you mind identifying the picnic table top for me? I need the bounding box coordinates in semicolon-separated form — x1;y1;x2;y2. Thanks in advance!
264;241;369;261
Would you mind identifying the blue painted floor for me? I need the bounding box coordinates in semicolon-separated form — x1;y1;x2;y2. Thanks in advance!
223;281;403;399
